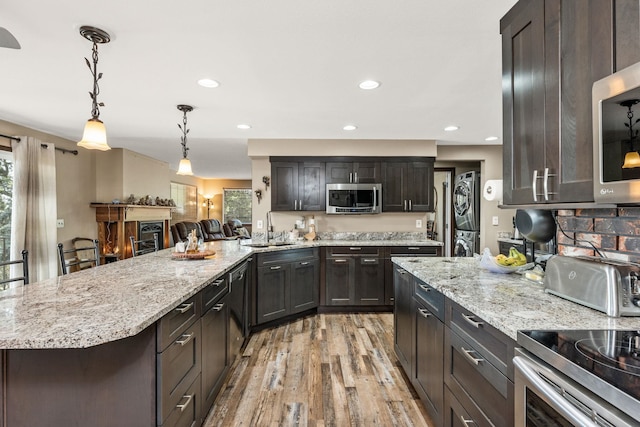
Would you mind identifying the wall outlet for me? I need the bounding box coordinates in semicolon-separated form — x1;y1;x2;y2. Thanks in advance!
256;220;264;229
492;216;499;226
56;219;65;228
416;219;423;228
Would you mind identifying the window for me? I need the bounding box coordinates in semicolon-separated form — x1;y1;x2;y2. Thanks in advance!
223;188;252;224
0;150;13;280
170;182;197;223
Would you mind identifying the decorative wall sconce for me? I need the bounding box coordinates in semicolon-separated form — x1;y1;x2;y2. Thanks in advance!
622;99;640;169
77;26;111;151
263;176;270;190
255;189;262;204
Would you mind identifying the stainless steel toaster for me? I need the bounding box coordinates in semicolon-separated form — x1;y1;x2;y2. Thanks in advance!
544;255;640;317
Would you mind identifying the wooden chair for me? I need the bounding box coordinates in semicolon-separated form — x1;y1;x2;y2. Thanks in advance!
0;250;29;286
130;233;159;257
58;238;100;275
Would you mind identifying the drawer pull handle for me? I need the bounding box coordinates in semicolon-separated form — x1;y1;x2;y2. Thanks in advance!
175;333;194;346
334;259;348;263
419;284;431;292
418;308;431;318
349;247;362;251
299;261;310;265
175;302;194;314
213;303;225;312
461;347;484;365
176;394;193;412
408;247;420;250
460;415;475;425
363;259;377;263
462;313;483;328
270;266;282;270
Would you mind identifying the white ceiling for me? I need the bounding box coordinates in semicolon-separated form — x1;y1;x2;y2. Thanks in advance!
0;0;516;179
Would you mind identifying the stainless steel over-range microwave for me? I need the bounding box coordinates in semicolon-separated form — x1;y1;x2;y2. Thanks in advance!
593;60;640;203
326;183;382;214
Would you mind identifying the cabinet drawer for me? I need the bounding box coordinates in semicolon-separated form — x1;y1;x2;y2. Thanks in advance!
389;246;440;256
414;279;444;322
446;299;514;378
157;321;202;424
160;374;201;427
202;276;228;312
444;385;492;427
444;328;513;427
327;246;381;256
256;248;317;266
157;295;200;352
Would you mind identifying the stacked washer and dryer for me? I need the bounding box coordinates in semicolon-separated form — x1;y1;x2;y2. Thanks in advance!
453;171;481;257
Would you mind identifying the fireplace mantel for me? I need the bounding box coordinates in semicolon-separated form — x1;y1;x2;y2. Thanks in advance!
90;204;173;260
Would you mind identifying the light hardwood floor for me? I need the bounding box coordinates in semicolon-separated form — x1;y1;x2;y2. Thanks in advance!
204;313;433;427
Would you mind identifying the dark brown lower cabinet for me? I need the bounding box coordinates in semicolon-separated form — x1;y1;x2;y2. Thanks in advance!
200;296;229;419
393;266;413;374
444;386;477;427
255;248;319;325
325;247;385;306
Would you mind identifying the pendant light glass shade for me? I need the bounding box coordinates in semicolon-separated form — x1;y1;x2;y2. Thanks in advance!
77;118;110;151
622;151;640;168
177;157;194;175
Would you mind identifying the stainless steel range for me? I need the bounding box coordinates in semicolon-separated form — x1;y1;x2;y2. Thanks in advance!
515;329;640;426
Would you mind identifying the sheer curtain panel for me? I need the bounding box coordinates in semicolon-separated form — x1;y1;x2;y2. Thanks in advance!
11;137;58;282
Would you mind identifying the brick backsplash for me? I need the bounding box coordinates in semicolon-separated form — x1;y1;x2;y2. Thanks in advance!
556;208;640;263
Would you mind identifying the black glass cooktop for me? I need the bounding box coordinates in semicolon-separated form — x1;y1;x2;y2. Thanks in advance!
519;330;640;403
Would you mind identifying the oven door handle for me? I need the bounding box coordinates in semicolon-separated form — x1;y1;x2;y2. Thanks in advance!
513;356;599;426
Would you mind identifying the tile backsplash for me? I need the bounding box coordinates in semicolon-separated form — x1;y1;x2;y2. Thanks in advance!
557;208;640;263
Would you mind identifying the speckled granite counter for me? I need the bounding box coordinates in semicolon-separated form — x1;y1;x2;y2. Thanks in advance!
0;238;441;350
393;257;640;341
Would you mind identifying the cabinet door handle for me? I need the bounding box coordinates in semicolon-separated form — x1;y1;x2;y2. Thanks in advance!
408;247;420;250
270;265;282;270
212;278;224;287
349;247;361;251
396;268;406;274
460;415;475;426
176;394;193;412
349;172;353;183
404;200;408;211
543;167;557;201
461;347;484;365
462;313;483;328
298;199;303;210
354;172;358;182
532;170;538;202
175;302;194;314
418;308;431;318
213;303;225;312
419;284;431;292
175;333;194;346
409;199;412;211
294;200;298;210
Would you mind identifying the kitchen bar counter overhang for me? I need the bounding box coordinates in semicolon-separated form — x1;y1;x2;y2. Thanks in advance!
0;238;442;349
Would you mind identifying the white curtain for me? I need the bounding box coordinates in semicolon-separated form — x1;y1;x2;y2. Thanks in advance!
11;136;58;282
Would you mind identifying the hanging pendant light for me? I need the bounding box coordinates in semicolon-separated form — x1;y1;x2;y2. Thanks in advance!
78;26;111;151
176;104;194;176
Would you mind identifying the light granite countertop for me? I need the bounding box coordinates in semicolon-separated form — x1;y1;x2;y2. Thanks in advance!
393;257;640;341
0;238;441;350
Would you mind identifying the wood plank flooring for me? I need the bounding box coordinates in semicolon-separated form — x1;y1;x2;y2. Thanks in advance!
204;313;433;427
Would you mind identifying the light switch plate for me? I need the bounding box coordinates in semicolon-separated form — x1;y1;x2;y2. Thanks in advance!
492;216;499;226
56;219;64;228
256;220;264;229
416;219;422;228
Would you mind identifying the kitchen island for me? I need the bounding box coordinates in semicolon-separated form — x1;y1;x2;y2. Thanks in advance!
0;236;441;427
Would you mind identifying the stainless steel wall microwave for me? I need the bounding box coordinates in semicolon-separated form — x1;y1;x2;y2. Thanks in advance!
593;60;640;203
326;183;382;214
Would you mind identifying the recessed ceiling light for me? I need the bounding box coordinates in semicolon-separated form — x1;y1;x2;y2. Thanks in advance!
343;125;357;131
358;80;380;90
444;125;459;131
237;124;251;130
197;78;220;88
485;136;499;141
